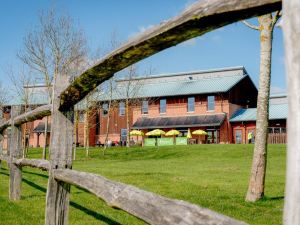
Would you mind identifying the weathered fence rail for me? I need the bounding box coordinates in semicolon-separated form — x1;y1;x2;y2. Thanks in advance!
53;169;247;225
58;0;281;110
0;156;49;170
0;104;51;133
1;0;295;224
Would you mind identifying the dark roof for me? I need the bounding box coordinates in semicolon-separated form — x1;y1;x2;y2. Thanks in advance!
132;114;226;129
33;122;51;133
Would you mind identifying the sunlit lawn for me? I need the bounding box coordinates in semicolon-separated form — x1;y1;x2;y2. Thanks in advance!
0;144;285;225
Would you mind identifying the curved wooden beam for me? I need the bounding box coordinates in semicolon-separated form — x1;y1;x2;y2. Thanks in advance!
13;158;50;171
0;104;51;133
54;169;248;225
0;155;50;171
59;0;281;110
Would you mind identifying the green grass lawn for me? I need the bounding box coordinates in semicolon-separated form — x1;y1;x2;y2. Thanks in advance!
0;144;285;225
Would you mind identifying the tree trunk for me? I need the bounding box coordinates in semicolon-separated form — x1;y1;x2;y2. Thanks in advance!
73;110;79;160
245;14;273;202
84;111;89;157
126;99;130;147
42;116;48;159
103;101;112;153
283;1;300;223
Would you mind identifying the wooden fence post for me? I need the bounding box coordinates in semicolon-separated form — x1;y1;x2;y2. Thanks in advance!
283;0;300;224
45;74;73;225
0;132;3;169
9;105;22;200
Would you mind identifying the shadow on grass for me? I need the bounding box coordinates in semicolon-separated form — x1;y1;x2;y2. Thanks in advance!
70;201;122;225
22;178;47;193
23;170;48;179
265;196;284;201
0;171;9;176
22;177;121;225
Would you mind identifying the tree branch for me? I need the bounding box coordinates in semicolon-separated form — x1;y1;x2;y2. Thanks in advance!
242;20;259;30
272;10;282;28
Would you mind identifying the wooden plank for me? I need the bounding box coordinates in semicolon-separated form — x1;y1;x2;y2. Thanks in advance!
12;158;50;171
54;169;248;225
0;104;51;133
283;0;300;224
59;0;281;110
9;106;23;201
45;74;73;225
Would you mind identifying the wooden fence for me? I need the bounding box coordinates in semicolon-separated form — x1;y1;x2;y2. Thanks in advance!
2;0;297;224
268;133;287;144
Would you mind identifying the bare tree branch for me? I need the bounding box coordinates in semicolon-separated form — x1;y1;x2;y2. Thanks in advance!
242;20;259;30
272;10;282;28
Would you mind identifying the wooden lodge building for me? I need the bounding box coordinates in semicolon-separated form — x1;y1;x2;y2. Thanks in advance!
1;66;287;148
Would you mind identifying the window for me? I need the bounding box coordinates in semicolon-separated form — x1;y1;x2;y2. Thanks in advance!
207;95;215;111
142;100;148;114
160;99;166;114
119;102;125;116
187;97;195;112
102;103;108;116
79;112;85;122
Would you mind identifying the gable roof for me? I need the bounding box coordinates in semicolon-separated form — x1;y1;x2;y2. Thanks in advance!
97;67;253;101
230;103;288;122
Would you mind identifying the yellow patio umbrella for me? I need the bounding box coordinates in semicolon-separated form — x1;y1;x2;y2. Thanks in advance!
146;129;165;148
146;129;165;136
165;129;181;136
129;130;144;136
192;129;207;135
165;129;181;145
192;129;207;144
187;128;192;139
130;130;144;146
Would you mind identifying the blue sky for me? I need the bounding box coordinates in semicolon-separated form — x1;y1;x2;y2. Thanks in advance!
0;0;285;93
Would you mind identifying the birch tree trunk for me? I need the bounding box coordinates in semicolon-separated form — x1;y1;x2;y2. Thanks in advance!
73;110;79;160
283;0;300;223
84;110;89;157
42;116;48;159
103;101;112;153
126;99;130;147
246;14;273;202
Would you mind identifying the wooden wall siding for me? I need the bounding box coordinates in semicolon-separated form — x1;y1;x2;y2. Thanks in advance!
0;0;285;224
228;76;258;108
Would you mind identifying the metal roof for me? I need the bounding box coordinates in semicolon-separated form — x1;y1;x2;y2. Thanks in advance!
98;74;247;101
132;114;226;129
230;103;288;122
118;66;246;82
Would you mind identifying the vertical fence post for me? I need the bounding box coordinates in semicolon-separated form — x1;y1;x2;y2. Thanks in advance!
283;0;300;224
45;74;73;225
9;105;22;200
0;132;3;169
